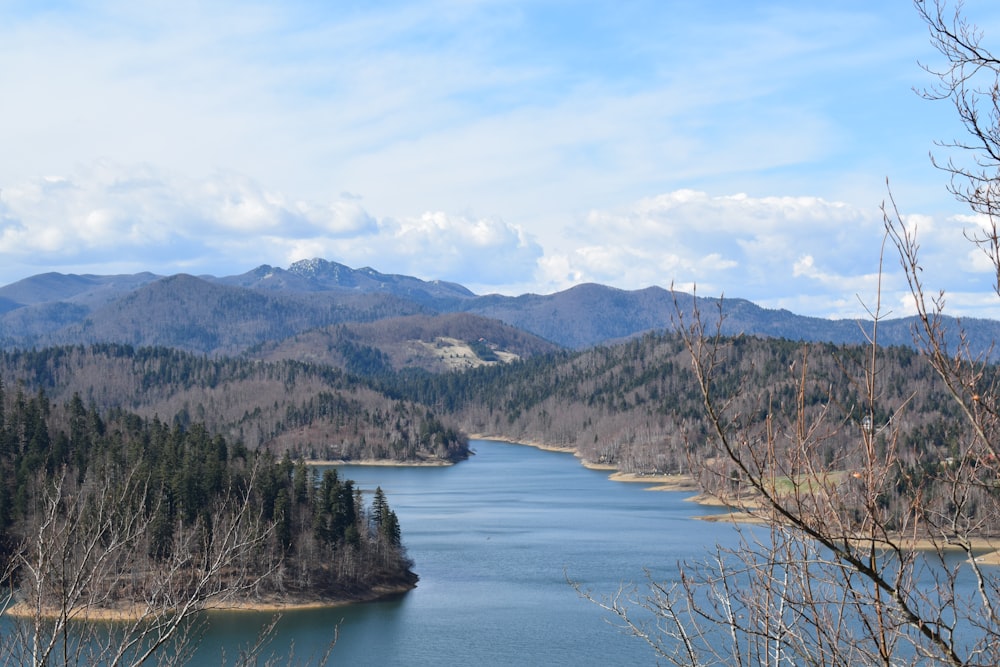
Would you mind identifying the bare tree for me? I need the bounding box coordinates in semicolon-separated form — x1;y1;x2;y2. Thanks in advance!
578;2;1000;664
916;0;1000;291
579;277;991;665
0;458;305;667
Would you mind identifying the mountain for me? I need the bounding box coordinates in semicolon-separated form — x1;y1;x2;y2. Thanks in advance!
0;259;998;361
460;283;693;348
0;271;163;347
0;271;433;355
0;271;160;307
462;282;1000;356
212;258;475;309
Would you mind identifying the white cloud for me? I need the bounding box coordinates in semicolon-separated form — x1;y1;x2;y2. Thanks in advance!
544;191;884;310
792;255;819;279
329;210;542;284
196;173;378;237
0;0;938;228
0;161;541;285
1;161;998;321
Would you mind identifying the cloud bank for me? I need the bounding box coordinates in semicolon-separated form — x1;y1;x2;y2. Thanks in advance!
1;161;992;319
0;162;541;286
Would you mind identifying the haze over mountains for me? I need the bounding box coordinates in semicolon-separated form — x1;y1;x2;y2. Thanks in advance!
1;257;997;363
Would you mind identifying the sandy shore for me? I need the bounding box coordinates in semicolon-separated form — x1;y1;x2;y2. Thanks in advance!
306;458;453;467
204;582;415;613
467;434;1000;564
468;433;699;491
3;601;152;622
690;503;1000;562
604;470;700;492
467;433;577;454
3;584;417;622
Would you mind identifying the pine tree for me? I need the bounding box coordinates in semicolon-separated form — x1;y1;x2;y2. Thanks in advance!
372;486;401;548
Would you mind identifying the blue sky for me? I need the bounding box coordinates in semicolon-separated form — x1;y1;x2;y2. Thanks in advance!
0;0;998;319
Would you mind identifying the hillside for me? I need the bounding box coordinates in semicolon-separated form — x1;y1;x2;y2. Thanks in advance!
0;345;469;464
0;379;418;636
388;329;992;526
249;312;562;373
0;273;430;355
2;326;988;530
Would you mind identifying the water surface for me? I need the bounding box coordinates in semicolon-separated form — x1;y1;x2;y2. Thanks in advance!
193;439;737;665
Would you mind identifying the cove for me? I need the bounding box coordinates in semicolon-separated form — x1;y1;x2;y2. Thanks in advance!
189;439;740;665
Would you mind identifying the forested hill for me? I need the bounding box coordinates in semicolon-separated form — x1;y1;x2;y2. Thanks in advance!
384;330;990;528
2;326;997;532
0;382;418;615
0;330;986;487
0;345;468;464
249;313;563;373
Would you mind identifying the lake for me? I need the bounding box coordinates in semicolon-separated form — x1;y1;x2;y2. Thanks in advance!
191;439;738;665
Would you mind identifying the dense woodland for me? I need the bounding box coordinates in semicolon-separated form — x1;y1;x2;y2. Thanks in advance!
391;331;953;462
1;324;994;537
0;344;469;464
0;380;417;613
385;329;997;533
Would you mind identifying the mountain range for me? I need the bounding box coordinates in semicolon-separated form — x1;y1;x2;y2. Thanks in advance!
1;258;997;364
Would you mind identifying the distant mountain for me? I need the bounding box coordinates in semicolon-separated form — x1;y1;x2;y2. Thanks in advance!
0;259;998;361
0;298;20;316
0;271;164;347
460;283;678;349
462;283;1000;356
212;258;475;309
0;271;160;307
52;273;431;356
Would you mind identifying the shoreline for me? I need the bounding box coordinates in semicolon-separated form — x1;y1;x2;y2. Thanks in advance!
2;583;416;622
466;434;1000;564
467;433;577;455
204;581;416;613
468;433;700;493
306;457;454;467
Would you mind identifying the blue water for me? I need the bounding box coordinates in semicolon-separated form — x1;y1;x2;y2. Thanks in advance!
190;440;738;665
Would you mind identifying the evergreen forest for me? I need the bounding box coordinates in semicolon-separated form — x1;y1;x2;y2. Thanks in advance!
0;380;417;616
2;322;996;538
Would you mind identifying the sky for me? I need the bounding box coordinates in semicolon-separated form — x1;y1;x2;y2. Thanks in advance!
1;0;1000;320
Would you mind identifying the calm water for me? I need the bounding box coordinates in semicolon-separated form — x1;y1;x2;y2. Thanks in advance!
5;439;991;664
191;440;738;665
